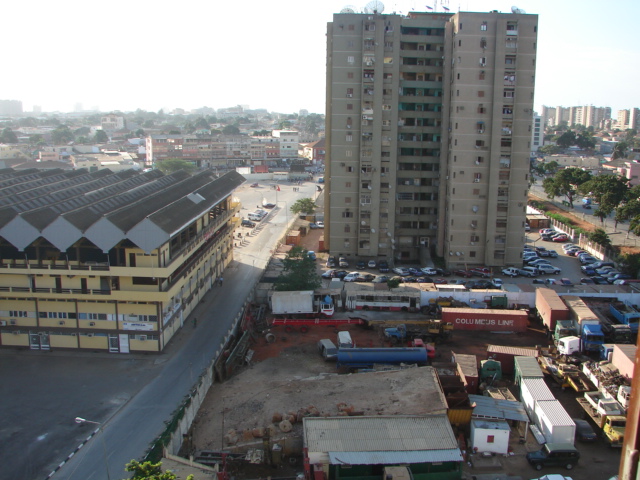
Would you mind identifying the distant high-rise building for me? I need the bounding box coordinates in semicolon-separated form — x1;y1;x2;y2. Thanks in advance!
0;100;23;116
325;9;537;268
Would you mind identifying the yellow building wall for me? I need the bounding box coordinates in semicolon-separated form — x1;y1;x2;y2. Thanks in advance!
1;332;29;346
37;300;76;314
0;299;37;326
40;317;78;328
78;334;108;350
130;339;159;352
0;273;30;289
79;319;117;330
77;302;116;315
49;334;79;349
118;303;158;316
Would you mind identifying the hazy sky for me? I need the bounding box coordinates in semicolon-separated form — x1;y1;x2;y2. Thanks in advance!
3;0;638;115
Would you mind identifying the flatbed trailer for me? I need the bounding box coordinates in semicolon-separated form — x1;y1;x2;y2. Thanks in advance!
576;394;626;447
269;317;365;332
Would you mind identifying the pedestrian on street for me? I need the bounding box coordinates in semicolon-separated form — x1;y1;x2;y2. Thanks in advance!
219;277;224;286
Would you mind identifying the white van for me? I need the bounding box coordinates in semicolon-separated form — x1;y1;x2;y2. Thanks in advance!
247;212;263;221
337;331;354;349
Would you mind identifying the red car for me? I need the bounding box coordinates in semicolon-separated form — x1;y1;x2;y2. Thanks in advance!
552;235;568;242
454;269;473;278
470;267;492;278
432;277;448;284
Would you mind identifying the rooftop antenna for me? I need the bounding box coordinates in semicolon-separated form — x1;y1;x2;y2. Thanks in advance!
340;5;358;13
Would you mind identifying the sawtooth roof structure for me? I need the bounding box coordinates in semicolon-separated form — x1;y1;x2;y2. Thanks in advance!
0;168;245;253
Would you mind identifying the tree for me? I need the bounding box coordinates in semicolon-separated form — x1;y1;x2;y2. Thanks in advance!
554;131;576;148
387;277;401;290
253;129;270;136
0;127;18;143
588;228;612;249
194;117;210;130
575;131;596;150
135;128;146;137
94;130;109;143
290;198;316;215
579;175;629;223
612;141;628;160
125;460;193;480
542;167;591;208
156;158;196;175
274;246;321;291
222;125;240;135
618;253;640;278
51;126;74;144
74;126;91;136
542;161;559;175
538;144;561;155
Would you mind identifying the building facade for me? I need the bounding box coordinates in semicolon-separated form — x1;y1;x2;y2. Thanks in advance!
325;10;537;267
0;169;244;353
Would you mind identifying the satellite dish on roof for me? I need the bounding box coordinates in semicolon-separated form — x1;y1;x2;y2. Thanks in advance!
511;6;526;13
340;5;357;13
364;0;385;14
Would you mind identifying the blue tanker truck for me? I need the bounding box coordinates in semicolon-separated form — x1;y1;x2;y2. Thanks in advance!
336;347;428;370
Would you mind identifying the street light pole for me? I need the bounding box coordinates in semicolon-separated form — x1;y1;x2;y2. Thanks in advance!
75;417;112;480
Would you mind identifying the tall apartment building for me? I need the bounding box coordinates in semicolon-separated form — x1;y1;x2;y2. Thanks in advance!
325;10;537;268
531;114;543;155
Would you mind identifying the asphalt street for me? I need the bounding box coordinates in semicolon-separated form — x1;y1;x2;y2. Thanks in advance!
0;176;313;480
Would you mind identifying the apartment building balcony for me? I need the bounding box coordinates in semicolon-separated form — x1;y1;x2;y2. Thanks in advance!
400;80;441;90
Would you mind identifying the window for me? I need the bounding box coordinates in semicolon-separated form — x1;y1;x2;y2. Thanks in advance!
347;55;354;64
347;103;353;110
469;251;476;258
481;21;487;31
342;211;354;218
345;182;352;187
487;435;495;443
348;24;355;30
478;91;485;98
472;189;479;195
346;134;353;142
347;72;354;79
344;225;351;232
345;197;352;204
479;71;485;80
346;88;353;97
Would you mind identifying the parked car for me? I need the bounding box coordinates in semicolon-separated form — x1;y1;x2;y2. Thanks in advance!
492;278;503;288
579;255;596;264
535;247;550;256
377;260;390;272
539;228;555;235
421;267;438;276
326;256;337;268
591;261;615;269
526;443;580;471
552;234;569;242
547;250;559;258
580;265;597;275
433;268;452;277
241;219;256;227
545;278;559;285
528;259;553;267
262;203;276;209
532;279;546;284
307;251;317;261
322;269;337;279
541;234;554;241
408;267;423;276
562;244;577;252
470;267;492;278
308;223;321;229
591;276;609;285
596;266;616;275
355;273;375;282
367;260;377;268
580;278;595;285
339;257;349;267
392;267;411;276
518;267;539;277
356;261;366;270
465;280;496;289
560;278;573;286
537;264;561;275
454;269;473;278
573;418;597;442
343;272;361;282
372;275;389;283
316;221;324;228
608;274;631;283
250;183;259;187
502;267;520;277
432;277;448;285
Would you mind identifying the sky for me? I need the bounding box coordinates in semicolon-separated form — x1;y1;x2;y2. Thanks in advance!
2;0;638;116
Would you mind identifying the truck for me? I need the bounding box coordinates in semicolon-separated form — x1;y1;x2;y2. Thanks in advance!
382;322;453;344
553;319;578;345
609;301;640;335
553;364;596;392
336;347;429;370
270;290;334;317
562;296;604;353
576;391;626;447
536;288;569;335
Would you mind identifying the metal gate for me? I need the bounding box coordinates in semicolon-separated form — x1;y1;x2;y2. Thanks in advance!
108;334;119;353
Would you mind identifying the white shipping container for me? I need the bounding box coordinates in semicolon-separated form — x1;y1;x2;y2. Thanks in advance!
520;377;554;424
534;399;575;445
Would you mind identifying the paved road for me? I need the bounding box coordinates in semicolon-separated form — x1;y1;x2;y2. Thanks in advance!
0;178;312;480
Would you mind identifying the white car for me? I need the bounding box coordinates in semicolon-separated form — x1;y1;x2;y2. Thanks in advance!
501;267;520;277
492;278;503;288
421;267;438;276
316;221;324;228
392;267;411;276
343;272;361;282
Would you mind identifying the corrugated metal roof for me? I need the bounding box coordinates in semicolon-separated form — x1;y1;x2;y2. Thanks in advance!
535;400;574;426
328;449;463;465
487;345;538;357
521;378;554;401
514;356;544;378
304;416;459;455
468;394;529;422
442;308;528;316
452;352;478;377
613;344;637;360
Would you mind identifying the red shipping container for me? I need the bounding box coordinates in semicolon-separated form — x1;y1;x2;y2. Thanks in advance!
441;308;528;333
